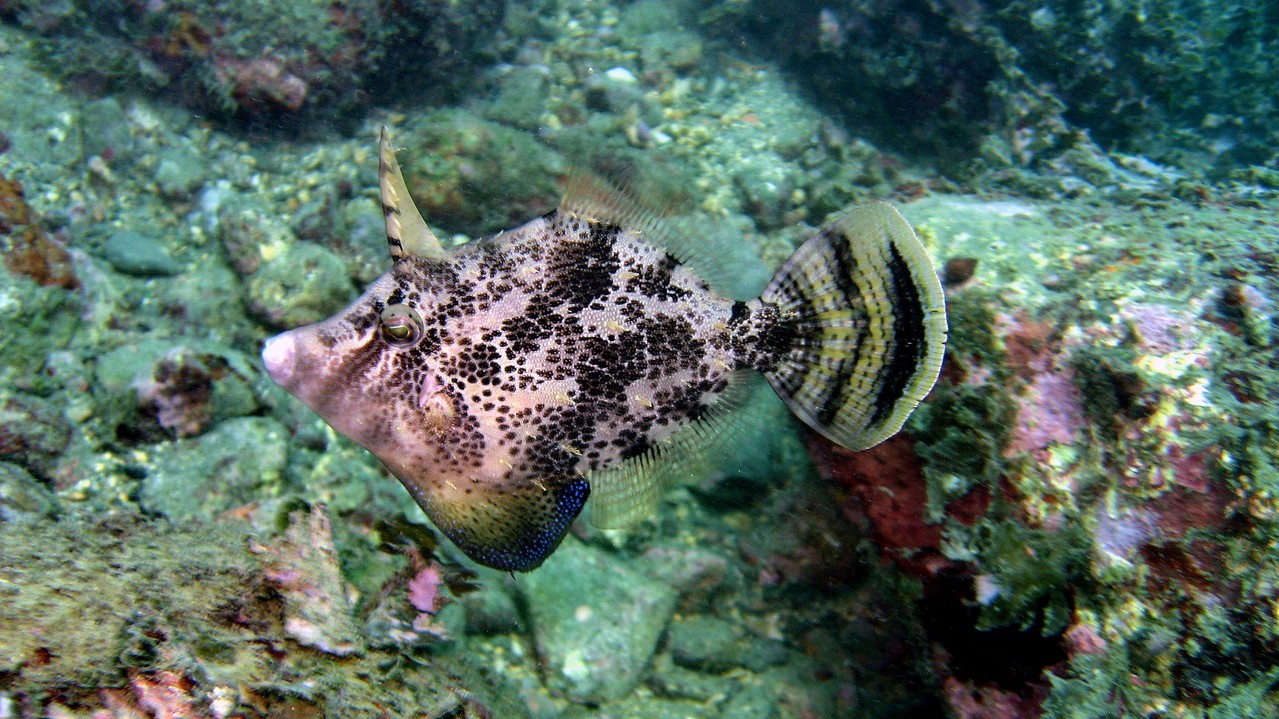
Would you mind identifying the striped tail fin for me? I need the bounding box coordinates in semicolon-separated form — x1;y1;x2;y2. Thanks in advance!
759;202;947;451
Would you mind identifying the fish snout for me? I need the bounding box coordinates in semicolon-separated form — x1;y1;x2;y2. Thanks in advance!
262;332;299;388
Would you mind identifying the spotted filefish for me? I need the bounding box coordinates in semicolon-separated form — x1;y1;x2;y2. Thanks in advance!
262;129;947;571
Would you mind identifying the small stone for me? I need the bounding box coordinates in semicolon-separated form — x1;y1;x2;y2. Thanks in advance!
103;230;182;277
646;655;737;701
667;615;743;673
733;155;799;230
246;240;354;329
0;392;70;480
943;256;978;286
584;70;645;113
0;461;58;522
155;147;208;199
463;586;521;635
519;538;677;703
483;67;550;131
80;97;134;165
604;67;636;84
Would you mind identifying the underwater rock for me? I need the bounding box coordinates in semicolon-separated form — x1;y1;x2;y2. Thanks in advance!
0;514;525;717
14;0;503;127
79;97;134;166
666;615;743;673
732;154;800;230
363;558;468;650
0;461;58;522
401;109;563;236
638;545;730;613
153;146;207;200
139;416;288;521
584;67;645;114
0;392;71;481
102;230;182;277
0;37;84;170
519;538;677;703
0;266;81;385
245;239;354;329
483;66;552;131
218;201;355;329
251;506;363;656
132;346;260;438
94;341;262;441
737;468;869;590
462;585;521;635
0;517;262;701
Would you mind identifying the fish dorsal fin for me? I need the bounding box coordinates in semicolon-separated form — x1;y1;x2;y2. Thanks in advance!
419;474;590;572
588;371;756;529
559;170;742;296
379;127;445;261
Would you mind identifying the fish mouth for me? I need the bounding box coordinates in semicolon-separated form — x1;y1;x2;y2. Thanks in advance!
261;327;386;453
261;331;300;390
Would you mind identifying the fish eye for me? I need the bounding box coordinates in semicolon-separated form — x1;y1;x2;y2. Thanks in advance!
379;304;424;347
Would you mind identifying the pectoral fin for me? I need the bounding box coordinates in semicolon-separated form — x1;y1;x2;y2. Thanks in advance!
418;476;590;572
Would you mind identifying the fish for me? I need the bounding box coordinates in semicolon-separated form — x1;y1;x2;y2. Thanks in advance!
261;129;947;572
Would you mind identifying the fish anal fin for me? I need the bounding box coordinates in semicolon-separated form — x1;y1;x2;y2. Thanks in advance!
589;371;757;529
379;127;445;261
417;474;589;572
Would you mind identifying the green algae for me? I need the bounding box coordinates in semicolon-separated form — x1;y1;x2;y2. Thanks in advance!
974;521;1088;635
0;271;80;386
0;514;529;718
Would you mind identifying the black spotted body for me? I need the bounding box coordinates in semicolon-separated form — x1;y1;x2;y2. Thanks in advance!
263;130;947;572
342;213;749;509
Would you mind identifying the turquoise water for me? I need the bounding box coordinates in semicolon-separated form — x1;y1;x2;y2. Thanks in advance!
1;1;1278;717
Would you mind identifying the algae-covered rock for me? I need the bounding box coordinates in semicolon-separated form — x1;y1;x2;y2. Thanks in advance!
0;27;84;170
102;229;182;277
520;538;677;703
401;109;564;237
0;392;71;480
94;340;264;441
0;253;81;387
218;196;356;329
154;145;208;200
139;416;289;520
667;615;743;673
14;0;503;127
0;516;532;717
251;506;362;656
0;516;264;695
0;461;59;522
245;239;354;330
